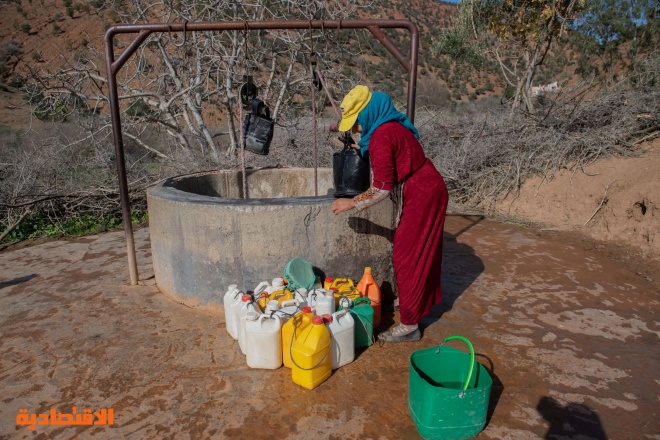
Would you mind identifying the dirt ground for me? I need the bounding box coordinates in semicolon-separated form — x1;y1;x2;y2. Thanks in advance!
0;214;658;439
1;5;659;437
494;138;660;266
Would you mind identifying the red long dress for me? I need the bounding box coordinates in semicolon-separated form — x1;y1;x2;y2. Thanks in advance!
368;122;449;325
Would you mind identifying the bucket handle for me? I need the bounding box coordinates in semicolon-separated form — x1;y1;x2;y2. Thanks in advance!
437;336;475;396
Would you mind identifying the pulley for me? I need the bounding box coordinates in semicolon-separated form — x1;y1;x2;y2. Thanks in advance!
239;75;258;109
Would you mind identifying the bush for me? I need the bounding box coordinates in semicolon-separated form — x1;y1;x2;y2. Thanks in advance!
31;51;44;62
1;39;21;58
9;74;25;88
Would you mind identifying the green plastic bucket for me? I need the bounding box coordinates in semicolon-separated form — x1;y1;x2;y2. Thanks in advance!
408;336;492;440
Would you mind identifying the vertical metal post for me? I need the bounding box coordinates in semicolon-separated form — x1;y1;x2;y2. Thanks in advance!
406;25;419;123
105;32;139;285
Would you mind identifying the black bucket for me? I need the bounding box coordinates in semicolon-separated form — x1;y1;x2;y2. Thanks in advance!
333;147;370;198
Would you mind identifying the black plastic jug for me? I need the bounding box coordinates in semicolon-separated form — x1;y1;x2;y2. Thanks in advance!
333;146;370;198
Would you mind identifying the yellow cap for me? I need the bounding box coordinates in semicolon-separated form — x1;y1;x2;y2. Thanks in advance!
338;85;372;132
364;267;371;273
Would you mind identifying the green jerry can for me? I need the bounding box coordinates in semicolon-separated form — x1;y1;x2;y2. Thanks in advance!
343;297;374;348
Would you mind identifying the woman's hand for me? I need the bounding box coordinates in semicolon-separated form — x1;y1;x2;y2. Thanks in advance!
331;198;356;215
334;133;359;150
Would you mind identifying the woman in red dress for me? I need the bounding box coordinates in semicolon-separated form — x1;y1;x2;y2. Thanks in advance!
331;85;449;342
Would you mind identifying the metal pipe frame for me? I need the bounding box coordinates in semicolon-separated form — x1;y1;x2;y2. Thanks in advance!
103;19;419;285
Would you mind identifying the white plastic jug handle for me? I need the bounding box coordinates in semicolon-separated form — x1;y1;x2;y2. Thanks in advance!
254;281;270;296
259;313;280;328
333;309;349;319
280;299;300;308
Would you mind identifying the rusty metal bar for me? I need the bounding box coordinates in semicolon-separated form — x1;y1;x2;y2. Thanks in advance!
104;32;139;285
406;24;420;122
104;19;419;285
367;26;410;72
112;30;151;75
105;19;418;35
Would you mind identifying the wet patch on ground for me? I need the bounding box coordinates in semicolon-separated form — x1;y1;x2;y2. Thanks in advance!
0;218;657;439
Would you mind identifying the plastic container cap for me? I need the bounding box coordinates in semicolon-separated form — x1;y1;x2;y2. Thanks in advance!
364;267;372;273
312;315;324;325
242;294;252;302
272;277;284;287
302;306;312;313
228;284;238;290
322;314;333;323
325;277;333;282
330;287;339;293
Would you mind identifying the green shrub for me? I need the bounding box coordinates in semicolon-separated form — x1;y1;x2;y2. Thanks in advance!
0;63;9;79
9;74;25;88
125;99;151;118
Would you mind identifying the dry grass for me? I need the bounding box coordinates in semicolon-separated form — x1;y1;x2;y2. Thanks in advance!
420;59;659;212
0;55;658;240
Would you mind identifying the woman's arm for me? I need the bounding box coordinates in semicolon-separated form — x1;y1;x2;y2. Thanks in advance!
353;186;391;211
330;186;391;214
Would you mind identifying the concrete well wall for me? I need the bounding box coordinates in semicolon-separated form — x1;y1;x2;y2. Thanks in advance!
147;168;394;309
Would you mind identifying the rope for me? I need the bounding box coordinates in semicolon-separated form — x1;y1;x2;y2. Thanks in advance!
166;20;188;47
309;22;318;197
240;22;248;199
354;311;376;346
314;68;341;119
289;313;332;371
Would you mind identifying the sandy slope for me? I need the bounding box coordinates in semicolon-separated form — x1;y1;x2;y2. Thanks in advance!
495;138;660;263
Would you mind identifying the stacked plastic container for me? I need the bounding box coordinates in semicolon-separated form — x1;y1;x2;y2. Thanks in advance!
222;264;380;390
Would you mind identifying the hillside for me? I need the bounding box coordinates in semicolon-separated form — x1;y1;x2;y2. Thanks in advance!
0;0;508;122
0;0;658;267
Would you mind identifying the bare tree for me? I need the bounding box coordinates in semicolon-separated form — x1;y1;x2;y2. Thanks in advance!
435;0;583;112
23;0;366;162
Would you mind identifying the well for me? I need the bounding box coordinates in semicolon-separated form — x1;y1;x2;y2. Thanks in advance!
147;167;394;308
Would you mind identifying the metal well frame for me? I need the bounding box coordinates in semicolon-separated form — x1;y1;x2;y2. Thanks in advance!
104;19;420;285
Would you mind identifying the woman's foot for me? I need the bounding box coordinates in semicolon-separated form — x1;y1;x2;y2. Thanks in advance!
378;323;421;342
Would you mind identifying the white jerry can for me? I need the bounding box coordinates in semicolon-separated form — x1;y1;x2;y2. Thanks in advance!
245;314;283;369
326;309;355;369
223;284;242;340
